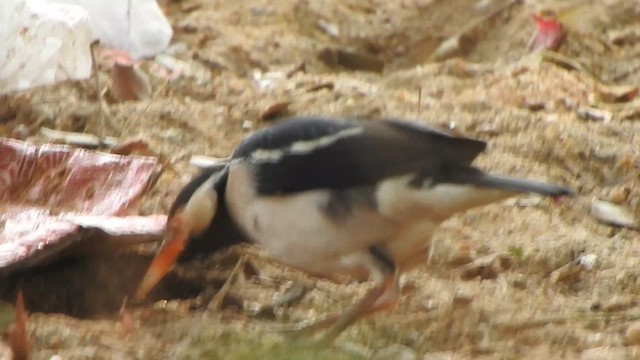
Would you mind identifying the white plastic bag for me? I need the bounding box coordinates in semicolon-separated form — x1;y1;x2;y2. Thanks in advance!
53;0;173;60
0;0;93;93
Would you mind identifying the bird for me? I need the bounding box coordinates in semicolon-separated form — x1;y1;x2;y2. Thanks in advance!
134;115;574;344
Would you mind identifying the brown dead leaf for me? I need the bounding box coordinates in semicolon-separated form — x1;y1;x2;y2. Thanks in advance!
318;48;385;73
8;290;29;360
307;82;334;92
460;253;513;280
596;85;638;104
110;62;152;102
110;139;153;156
261;101;290;121
430;34;476;61
549;260;583;284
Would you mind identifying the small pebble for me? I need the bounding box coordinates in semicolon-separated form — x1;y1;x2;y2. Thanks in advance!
605;186;630;204
591;200;636;228
373;344;417;360
452;293;474;309
578;254;598;271
625;322;640;345
423;351;457;360
581;346;628;360
12;124;29;139
242;120;254;130
337;341;372;359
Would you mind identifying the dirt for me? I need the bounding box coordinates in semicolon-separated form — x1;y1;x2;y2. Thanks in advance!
3;0;640;359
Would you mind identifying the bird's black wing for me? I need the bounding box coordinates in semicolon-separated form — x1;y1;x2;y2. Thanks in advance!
232;116;487;195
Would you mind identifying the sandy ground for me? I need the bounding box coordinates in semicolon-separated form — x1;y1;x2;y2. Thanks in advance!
3;0;640;359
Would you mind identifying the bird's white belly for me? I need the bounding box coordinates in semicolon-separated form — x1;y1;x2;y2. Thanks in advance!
225;165;398;276
226;166;507;278
234;197;395;275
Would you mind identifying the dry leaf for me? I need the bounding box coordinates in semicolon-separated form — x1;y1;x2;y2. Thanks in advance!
460;253;513;280
318;48;385;73
8;290;30;360
529;10;565;52
596;84;638;104
110;61;151;102
110;139;153;156
261;101;290;121
430;34;476;61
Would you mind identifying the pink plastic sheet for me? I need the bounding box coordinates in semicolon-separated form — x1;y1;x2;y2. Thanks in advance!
0;138;166;275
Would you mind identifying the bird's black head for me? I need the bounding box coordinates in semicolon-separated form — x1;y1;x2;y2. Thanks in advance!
168;164;250;262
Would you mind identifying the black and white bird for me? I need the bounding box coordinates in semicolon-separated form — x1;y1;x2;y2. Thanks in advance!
134;116;573;343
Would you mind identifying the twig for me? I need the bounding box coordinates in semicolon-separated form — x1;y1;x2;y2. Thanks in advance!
89;40;116;146
494;312;640;333
417;87;422;116
539;51;601;84
208;255;247;311
121;78;171;138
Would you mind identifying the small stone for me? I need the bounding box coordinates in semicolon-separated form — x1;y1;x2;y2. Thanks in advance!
373;344;417;360
12;124;29;139
581;346;628;360
430;35;476;62
337;342;372;359
591;200;636;228
189;155;229;169
159;128;182;141
511;275;527;290
451;294;473;309
460;253;513;280
625;322;640;345
605;186;630;204
578;254;598;271
576;106;613;122
316;20;340;38
448;241;474;266
423;351;458;360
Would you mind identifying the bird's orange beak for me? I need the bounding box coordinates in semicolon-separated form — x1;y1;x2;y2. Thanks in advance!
134;211;188;302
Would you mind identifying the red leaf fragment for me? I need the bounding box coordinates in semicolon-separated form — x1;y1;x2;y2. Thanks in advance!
529;10;565;52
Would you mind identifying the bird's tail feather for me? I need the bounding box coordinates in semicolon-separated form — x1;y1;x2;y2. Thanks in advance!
442;166;574;197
